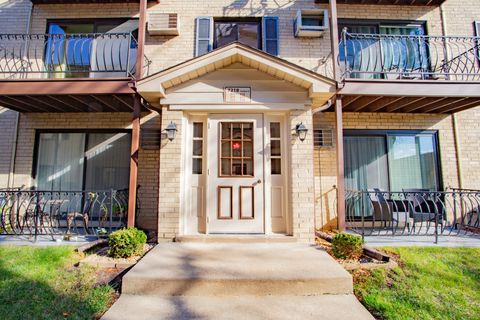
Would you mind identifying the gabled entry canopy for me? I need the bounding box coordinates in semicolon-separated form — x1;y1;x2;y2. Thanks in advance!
137;42;336;109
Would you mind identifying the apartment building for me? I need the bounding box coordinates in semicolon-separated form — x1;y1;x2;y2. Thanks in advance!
0;0;479;242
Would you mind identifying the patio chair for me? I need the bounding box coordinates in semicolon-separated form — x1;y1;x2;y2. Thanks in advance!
66;193;95;234
368;188;412;233
402;188;445;231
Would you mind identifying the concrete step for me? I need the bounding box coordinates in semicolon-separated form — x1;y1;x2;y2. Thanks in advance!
175;234;298;243
102;294;375;320
121;243;353;296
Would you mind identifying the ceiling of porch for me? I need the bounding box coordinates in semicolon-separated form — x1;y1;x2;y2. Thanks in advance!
0;78;144;112
336;79;480;114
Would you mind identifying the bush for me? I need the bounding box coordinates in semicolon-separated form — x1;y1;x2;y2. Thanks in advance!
332;233;363;260
108;227;147;258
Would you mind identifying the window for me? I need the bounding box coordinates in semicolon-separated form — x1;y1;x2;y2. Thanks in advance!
339;20;427;79
214;20;261;50
35;131;131;191
344;130;440;193
45;19;138;78
220;122;254;177
195;17;278;56
270;122;281;175
192;123;203;174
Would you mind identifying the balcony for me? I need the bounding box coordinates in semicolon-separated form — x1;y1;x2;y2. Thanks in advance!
345;189;480;244
336;30;480;113
0;33;151;112
0;188;129;240
339;31;480;81
0;32;150;80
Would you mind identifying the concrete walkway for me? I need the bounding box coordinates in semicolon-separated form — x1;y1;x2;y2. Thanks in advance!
102;242;374;320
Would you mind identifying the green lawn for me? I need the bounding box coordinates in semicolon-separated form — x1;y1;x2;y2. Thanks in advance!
0;246;114;320
353;247;480;320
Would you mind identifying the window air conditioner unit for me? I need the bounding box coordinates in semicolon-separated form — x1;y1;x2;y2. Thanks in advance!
294;9;328;38
148;13;179;35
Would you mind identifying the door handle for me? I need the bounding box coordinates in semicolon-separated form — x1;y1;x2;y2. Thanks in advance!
253;179;262;186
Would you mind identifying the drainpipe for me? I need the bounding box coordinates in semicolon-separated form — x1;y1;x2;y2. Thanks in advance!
440;3;463;189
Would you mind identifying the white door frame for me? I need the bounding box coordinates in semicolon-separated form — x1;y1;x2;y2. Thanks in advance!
181;111;289;236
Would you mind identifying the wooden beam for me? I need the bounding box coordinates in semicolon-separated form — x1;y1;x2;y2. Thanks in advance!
24;95;65;112
436;99;480;114
128;94;142;228
68;95;102;112
383;97;426;112
135;0;148;79
0;97;32;112
113;95;134;110
0;78;134;96
397;97;446;113
45;95;85;112
335;97;346;231
365;96;404;112
328;0;341;82
0;96;48;112
342;95;362;108
90;95;122;112
347;96;383;112
414;98;467;113
340;80;480;98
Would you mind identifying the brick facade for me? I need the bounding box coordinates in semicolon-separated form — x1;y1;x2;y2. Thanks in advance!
0;0;479;238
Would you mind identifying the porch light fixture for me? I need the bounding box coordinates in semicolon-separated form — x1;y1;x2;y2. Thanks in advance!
164;121;177;141
295;122;308;142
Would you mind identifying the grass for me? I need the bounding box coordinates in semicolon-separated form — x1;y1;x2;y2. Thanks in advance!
353;247;480;320
0;246;115;320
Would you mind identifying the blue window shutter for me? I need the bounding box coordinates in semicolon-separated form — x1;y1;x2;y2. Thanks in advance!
263;16;279;56
195;17;213;56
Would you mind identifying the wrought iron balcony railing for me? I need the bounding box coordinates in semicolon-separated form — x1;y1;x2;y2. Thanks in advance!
0;188;129;240
346;189;480;243
339;30;480;81
0;33;151;80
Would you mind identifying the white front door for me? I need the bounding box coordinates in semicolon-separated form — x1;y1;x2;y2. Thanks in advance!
207;114;264;233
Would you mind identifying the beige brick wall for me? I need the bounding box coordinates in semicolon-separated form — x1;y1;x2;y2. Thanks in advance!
313;111;460;230
10;111;160;232
157;107;183;240
0;0;32;188
289;108;316;242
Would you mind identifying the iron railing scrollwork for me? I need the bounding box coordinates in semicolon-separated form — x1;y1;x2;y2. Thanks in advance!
0;33;151;79
339;29;480;81
0;189;128;240
346;189;480;243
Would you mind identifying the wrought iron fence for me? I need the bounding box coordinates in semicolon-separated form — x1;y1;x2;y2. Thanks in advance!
339;29;480;81
0;189;128;240
0;33;151;79
346;189;480;243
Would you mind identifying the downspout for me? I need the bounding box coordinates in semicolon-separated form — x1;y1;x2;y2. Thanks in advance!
440;3;463;189
7;2;33;188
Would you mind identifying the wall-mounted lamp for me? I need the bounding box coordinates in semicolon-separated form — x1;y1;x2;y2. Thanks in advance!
295;122;308;142
164;121;177;141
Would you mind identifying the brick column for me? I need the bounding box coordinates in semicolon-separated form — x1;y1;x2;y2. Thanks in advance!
289;108;315;243
157;106;183;241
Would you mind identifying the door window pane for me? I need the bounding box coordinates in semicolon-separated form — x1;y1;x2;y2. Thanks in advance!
269;122;282;175
220;122;254;177
192;122;204;174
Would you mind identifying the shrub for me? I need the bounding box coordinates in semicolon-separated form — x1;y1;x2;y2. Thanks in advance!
108;227;147;258
332;233;363;260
